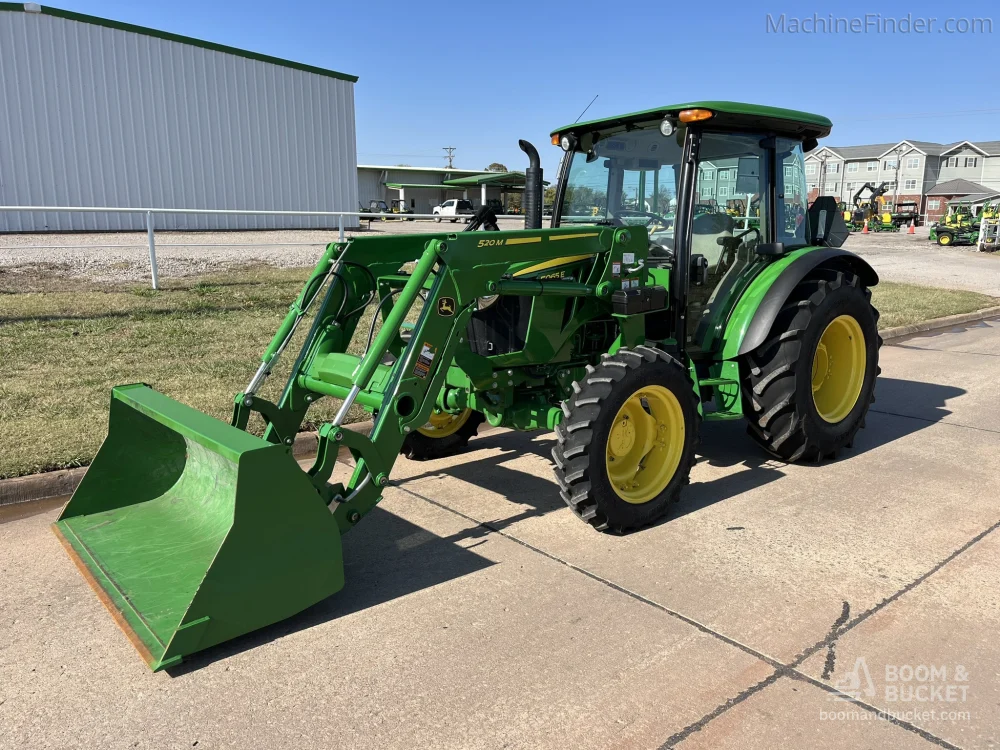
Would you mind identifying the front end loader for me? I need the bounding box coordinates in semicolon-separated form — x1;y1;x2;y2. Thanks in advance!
55;102;881;670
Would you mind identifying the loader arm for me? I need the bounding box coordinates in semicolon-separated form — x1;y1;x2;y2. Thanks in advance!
231;225;642;532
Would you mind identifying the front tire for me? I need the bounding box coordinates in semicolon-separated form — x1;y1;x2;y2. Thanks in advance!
401;409;484;460
740;267;881;462
553;346;699;532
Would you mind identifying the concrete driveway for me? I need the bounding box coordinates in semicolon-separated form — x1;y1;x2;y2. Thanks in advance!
3;320;999;749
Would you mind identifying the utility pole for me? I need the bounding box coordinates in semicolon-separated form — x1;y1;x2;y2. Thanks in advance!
818;153;828;197
442;147;456;169
892;145;903;210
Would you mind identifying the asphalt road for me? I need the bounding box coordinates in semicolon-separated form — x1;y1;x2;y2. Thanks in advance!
2;320;999;749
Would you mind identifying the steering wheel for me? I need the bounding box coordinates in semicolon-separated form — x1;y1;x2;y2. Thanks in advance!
613;209;673;229
719;225;760;251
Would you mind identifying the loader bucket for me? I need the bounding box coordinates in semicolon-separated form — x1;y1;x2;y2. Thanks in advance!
53;384;344;671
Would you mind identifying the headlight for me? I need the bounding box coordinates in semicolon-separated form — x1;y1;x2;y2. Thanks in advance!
659;118;674;137
560;134;577;152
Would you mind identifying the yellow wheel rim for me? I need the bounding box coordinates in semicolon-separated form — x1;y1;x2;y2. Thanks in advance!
605;385;685;504
939;234;951;245
811;315;867;423
417;408;472;438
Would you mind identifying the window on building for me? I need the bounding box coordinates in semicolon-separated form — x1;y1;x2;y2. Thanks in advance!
927;199;940;210
947;156;959;168
701;187;714;198
847;163;858;173
825;182;839;193
867;161;878;172
883;159;897;170
805;163;817;175
701;169;714;180
718;186;730;197
965;157;978;168
903;179;918;190
885;181;897;191
906;157;920;169
828;163;840;173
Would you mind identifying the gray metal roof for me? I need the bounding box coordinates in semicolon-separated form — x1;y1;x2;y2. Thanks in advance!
947;192;1000;205
926;178;991;196
902;141;949;156
971;141;1000;155
822;144;899;160
815;139;1000;160
0;3;358;81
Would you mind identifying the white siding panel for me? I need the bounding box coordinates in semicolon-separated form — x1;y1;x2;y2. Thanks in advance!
0;10;357;231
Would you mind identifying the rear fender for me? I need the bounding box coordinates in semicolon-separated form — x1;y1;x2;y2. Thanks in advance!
719;248;878;360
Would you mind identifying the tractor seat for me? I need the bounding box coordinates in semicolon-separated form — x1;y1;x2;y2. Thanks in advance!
690;212;735;271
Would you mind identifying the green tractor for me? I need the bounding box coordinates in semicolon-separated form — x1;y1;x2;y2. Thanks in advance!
54;102;881;671
930;202;979;246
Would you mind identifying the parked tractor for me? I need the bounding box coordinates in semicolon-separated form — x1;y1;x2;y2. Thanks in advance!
930;202;979;245
54;102;881;671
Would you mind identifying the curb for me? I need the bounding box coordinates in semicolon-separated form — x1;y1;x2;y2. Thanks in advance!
4;305;1000;509
0;420;374;509
879;305;1000;343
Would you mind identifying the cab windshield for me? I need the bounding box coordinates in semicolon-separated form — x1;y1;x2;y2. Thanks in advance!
557;127;683;246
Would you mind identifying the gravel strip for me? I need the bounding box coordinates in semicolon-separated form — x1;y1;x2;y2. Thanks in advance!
0;217;527;282
3;220;999;292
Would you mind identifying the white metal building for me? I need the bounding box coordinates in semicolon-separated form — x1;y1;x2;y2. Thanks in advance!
0;4;358;231
357;165;528;214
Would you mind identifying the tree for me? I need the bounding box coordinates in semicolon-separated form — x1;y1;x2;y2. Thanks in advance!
485;162;508;173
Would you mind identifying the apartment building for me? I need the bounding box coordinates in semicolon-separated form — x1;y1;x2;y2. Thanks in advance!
805;140;1000;220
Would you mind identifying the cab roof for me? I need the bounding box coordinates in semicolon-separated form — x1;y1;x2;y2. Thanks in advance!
551;101;832;141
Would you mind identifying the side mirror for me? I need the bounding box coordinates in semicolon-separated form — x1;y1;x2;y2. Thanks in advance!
755;242;786;257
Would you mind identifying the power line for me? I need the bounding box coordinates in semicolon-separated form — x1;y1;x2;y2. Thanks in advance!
835;108;1000;123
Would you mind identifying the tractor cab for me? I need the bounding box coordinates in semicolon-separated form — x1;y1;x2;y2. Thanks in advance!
550;103;821;352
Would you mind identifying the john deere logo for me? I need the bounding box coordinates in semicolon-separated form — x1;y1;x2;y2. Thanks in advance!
437;297;456;317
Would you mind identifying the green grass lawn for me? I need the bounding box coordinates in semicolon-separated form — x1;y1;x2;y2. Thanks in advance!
1;266;996;479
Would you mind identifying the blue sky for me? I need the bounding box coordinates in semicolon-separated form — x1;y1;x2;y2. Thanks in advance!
58;0;998;176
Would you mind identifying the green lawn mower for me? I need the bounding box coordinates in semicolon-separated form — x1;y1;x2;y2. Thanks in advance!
54;101;882;671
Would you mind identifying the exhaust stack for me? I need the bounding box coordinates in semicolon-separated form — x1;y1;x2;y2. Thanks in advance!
519;140;543;229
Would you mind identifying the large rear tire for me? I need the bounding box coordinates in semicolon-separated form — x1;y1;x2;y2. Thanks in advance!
401;409;484;460
553;346;699;532
740;267;881;462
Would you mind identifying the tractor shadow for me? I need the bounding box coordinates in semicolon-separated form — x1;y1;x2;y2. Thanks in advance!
166;378;962;675
666;376;965;522
400;376;964;529
167;505;496;676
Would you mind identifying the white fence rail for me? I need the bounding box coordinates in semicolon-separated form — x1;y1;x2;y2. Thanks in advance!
0;205;524;289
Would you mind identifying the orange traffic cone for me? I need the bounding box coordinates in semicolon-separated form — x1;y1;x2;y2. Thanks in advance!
907;221;915;234
862;220;869;234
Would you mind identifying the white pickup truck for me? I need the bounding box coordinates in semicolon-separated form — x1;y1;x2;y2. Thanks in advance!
432;198;476;223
